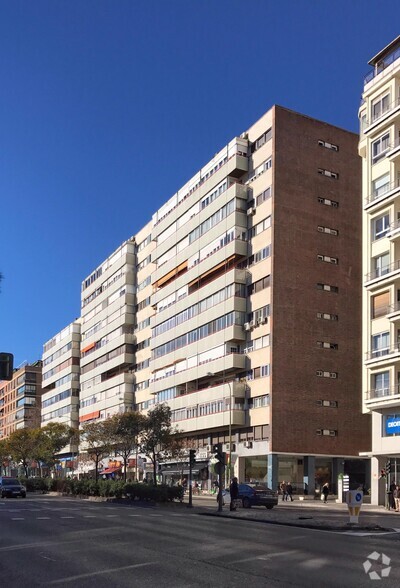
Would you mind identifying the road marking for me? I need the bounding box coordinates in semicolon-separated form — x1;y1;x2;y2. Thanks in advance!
47;561;157;584
60;516;75;519
83;515;97;518
11;518;25;521
106;515;118;518
128;514;141;517
37;517;51;520
149;514;163;517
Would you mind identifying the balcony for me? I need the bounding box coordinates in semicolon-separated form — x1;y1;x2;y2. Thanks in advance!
365;343;400;366
387;218;400;241
171;406;246;434
365;259;400;289
365;385;400;409
364;178;400;212
386;137;400;162
364;46;400;86
364;97;400;136
387;301;400;321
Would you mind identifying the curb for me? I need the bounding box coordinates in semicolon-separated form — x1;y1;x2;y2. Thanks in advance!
198;511;394;533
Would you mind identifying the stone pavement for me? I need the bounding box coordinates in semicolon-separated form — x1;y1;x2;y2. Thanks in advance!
188;494;400;532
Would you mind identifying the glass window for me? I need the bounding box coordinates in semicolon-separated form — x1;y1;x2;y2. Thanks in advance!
372;214;390;240
373;372;389;396
371;332;390;357
372;173;390;199
374;253;390;278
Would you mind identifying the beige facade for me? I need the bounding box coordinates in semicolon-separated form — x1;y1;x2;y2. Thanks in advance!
41;321;81;462
360;36;400;504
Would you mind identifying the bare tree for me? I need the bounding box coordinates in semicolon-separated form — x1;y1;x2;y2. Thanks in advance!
80;421;112;481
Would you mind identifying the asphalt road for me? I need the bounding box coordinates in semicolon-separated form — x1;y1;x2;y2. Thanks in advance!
0;495;399;587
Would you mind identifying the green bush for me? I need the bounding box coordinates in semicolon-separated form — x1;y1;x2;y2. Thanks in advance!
18;477;48;493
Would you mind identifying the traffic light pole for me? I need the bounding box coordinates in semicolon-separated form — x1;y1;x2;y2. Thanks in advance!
217;461;223;512
188;449;195;508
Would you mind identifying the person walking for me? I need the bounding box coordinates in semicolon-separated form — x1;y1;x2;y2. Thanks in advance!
322;482;329;503
229;476;239;511
393;484;400;512
280;481;287;501
286;482;294;502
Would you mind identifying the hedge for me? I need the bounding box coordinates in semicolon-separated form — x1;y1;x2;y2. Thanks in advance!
22;478;184;502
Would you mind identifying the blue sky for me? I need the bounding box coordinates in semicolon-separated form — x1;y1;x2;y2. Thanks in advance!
0;1;399;367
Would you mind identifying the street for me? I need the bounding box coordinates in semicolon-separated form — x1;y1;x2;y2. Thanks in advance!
0;495;399;587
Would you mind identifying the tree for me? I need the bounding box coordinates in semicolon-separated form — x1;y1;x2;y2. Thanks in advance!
0;438;10;475
6;429;39;477
36;423;79;475
140;404;180;486
80;421;112;481
108;412;146;482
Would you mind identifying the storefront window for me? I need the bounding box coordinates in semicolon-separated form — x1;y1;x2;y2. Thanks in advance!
244;456;267;483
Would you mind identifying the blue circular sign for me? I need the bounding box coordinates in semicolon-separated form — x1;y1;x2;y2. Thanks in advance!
355;492;362;502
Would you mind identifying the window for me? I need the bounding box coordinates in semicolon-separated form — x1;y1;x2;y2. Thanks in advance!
371;291;389;319
374;253;390;279
316;371;338;379
373;371;389;397
317;283;339;293
316;429;337;436
316;312;338;321
372;173;390;199
256;186;272;206
318;168;339;179
318;197;338;207
372;133;390;163
316;400;338;408
318;140;338;151
317;341;338;350
317;255;338;264
371;331;390;357
372;92;390;122
317;226;338;236
372;214;390;240
251;128;272;153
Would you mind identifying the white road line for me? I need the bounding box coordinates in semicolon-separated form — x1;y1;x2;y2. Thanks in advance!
83;515;97;518
36;517;51;520
128;514;141;517
11;518;25;521
60;516;75;519
149;514;163;517
47;561;157;584
105;515;118;518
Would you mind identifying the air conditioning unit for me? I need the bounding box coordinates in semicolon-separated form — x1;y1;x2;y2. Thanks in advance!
243;441;253;449
244;322;251;331
258;316;268;325
247;207;256;216
249;320;255;329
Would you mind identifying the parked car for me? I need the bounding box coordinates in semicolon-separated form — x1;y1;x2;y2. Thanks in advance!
0;477;27;498
218;483;278;509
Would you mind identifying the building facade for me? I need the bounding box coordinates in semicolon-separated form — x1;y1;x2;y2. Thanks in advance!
0;361;43;440
360;36;400;504
41;104;371;491
136;105;370;492
41;321;81;468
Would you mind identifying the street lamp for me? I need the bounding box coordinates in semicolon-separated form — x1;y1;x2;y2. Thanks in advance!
207;372;233;487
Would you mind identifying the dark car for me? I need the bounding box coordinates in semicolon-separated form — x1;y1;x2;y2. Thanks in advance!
219;483;278;509
0;477;26;498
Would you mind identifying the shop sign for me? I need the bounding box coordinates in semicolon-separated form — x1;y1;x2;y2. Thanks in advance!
386;417;400;435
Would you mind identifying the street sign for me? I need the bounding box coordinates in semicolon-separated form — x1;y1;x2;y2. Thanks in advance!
346;490;363;523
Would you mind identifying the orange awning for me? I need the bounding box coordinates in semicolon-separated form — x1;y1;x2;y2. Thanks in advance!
79;410;100;423
81;341;96;354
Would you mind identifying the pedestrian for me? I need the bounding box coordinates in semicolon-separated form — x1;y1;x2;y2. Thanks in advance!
390;480;396;510
229;476;239;511
393;484;400;512
286;482;294;502
280;481;287;501
322;482;329;503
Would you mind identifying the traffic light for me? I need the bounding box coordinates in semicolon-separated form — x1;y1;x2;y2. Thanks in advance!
212;443;226;466
0;353;13;381
380;468;386;478
189;449;196;466
386;461;391;476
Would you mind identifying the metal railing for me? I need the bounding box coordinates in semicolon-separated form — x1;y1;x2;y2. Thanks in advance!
366;178;400;205
364;48;400;85
365;97;400;129
387;301;400;314
365;344;400;361
365;385;400;400
365;259;400;282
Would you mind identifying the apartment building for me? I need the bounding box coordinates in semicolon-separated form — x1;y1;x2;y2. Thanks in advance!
359;36;400;504
79;238;136;424
42;104;370;490
41;321;81;467
134;105;371;492
0;361;43;440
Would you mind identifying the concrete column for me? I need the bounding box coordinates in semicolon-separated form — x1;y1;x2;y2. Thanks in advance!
303;456;315;496
267;454;278;492
370;456;386;506
332;458;344;495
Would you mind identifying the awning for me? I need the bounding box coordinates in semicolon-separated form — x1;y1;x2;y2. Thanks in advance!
99;466;122;475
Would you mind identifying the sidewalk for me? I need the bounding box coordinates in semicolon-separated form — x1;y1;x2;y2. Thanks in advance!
189;495;400;532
